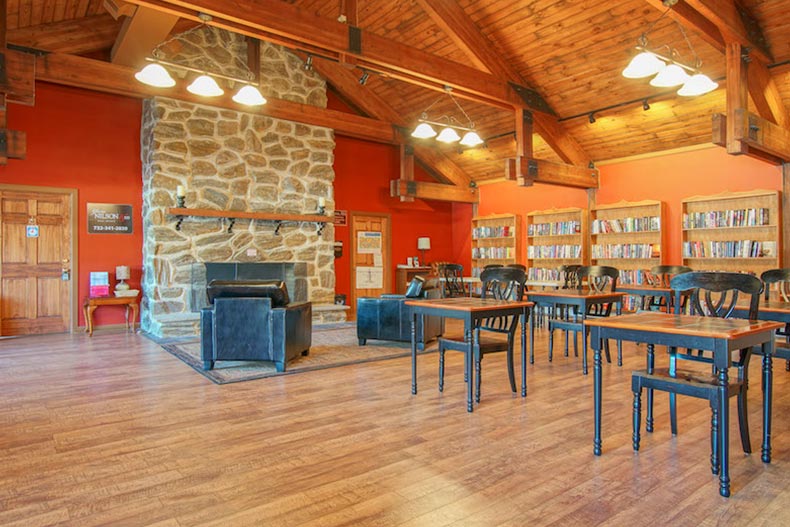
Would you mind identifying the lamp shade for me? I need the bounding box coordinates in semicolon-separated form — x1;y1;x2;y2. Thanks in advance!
459;131;484;147
187;74;224;96
417;237;431;250
115;265;130;280
135;63;176;88
436;127;461;143
649;63;689;87
677;73;718;96
622;51;665;79
411;122;437;139
232;85;267;106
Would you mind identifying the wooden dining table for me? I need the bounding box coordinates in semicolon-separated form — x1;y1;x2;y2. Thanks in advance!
587;312;781;497
406;296;533;411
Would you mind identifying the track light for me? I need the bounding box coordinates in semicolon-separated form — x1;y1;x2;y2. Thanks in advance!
359;71;369;85
642;99;650;111
588;113;596;124
304;55;313;71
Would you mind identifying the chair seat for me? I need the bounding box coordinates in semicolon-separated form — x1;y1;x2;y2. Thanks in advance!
439;332;510;353
633;367;745;398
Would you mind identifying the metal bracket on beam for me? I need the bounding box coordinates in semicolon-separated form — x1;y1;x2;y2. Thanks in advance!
509;82;556;116
348;26;362;54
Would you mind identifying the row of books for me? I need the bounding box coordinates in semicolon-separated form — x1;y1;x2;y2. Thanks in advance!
527;221;581;236
472;246;515;259
526;267;562;281
682;240;777;258
591;243;660;259
682;207;770;229
472;225;513;239
591;216;660;234
527;244;582;259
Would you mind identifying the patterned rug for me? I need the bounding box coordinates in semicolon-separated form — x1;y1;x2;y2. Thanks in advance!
159;323;437;384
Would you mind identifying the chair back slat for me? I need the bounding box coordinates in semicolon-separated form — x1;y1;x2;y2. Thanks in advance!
670;271;762;320
649;265;692;288
480;267;527;333
761;268;790;302
438;263;466;298
577;265;619;293
558;264;581;289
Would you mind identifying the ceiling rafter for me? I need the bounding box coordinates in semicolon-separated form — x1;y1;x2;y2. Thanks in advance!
414;0;591;168
119;0;553;114
110;4;179;67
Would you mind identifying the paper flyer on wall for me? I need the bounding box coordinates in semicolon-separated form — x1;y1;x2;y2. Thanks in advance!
356;266;383;289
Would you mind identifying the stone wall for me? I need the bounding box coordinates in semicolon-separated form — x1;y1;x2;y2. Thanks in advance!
140;30;341;337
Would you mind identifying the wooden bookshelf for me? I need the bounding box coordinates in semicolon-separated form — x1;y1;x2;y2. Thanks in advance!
681;189;781;276
471;213;521;279
590;200;665;286
526;207;587;282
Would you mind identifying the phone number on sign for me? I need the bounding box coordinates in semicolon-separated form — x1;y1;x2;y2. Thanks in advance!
92;226;130;232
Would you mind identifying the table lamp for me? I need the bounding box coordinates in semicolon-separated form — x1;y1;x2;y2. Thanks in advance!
417;237;431;265
115;265;130;291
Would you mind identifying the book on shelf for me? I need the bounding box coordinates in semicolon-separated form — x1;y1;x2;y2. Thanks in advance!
762;241;777;258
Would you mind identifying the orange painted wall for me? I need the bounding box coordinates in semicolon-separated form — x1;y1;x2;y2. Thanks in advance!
1;82;144;328
597;147;782;264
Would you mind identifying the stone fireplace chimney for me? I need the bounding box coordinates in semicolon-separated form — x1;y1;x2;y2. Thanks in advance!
139;28;338;337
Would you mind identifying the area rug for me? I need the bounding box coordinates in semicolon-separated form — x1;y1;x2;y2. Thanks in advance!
159;323;436;384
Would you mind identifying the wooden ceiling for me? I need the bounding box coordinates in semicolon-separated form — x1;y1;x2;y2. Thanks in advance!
4;0;790;186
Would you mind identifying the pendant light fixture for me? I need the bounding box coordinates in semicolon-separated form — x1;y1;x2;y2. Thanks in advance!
134;13;267;107
410;86;484;148
621;1;718;97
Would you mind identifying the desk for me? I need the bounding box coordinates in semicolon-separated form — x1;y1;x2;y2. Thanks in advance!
587;312;781;497
406;297;533;411
83;295;139;336
526;290;624;373
395;266;432;294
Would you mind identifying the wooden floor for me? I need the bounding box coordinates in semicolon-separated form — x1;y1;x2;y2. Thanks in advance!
3;322;790;526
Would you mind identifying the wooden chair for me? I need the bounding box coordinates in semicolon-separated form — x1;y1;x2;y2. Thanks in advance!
438;263;467;298
578;265;622;365
631;271;761;474
645;264;692;311
550;264;581;342
760;268;790;371
438;267;526;403
505;263;527;272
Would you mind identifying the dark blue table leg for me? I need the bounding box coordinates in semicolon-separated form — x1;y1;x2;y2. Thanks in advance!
718;367;731;498
522;308;529;397
466;317;474;412
592;325;603;456
581;306;589;375
529;303;536;365
411;311;418;395
646;344;655;433
762;339;774;463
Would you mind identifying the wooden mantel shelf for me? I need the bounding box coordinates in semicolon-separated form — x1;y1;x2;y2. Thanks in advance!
167;207;328;233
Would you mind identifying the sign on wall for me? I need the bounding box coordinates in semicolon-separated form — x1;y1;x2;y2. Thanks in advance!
334;209;348;226
87;203;134;234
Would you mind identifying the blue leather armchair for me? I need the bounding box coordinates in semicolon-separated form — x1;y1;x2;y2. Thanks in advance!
200;280;311;372
356;276;444;349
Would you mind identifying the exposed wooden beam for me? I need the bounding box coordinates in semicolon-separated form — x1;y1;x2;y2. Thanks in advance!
505;157;599;189
726;42;748;155
644;0;724;53
121;0;546;113
712;113;783;165
36;53;398;144
311;56;475;190
685;0;771;63
389;179;478;204
399;144;415;203
104;0;137;19
414;0;591;167
7;14;121;55
731;109;790;162
747;57;789;128
111;5;179;67
0;49;35;105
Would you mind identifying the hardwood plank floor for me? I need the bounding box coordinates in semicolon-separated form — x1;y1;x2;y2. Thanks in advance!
2;322;790;526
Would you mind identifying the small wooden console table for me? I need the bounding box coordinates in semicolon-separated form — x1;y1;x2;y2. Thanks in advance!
83;295;139;336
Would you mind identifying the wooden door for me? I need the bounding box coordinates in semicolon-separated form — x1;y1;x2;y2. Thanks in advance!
349;212;391;320
0;189;72;335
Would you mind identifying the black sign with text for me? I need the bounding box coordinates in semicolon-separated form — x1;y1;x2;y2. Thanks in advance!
87;203;134;234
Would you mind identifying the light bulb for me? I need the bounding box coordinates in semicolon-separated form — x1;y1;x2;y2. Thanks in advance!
232;85;267;106
134;63;176;88
677;73;718;96
459;131;484;147
436;127;461;143
622;51;666;79
649;63;689;87
411;122;437;139
187;75;224;97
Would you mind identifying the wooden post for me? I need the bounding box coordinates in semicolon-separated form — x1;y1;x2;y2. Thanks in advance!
399;144;415;203
783;163;790;267
726;42;749;155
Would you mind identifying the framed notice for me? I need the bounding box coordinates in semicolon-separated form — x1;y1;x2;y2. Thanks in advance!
87;203;134;234
357;231;382;254
334;209;348;226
